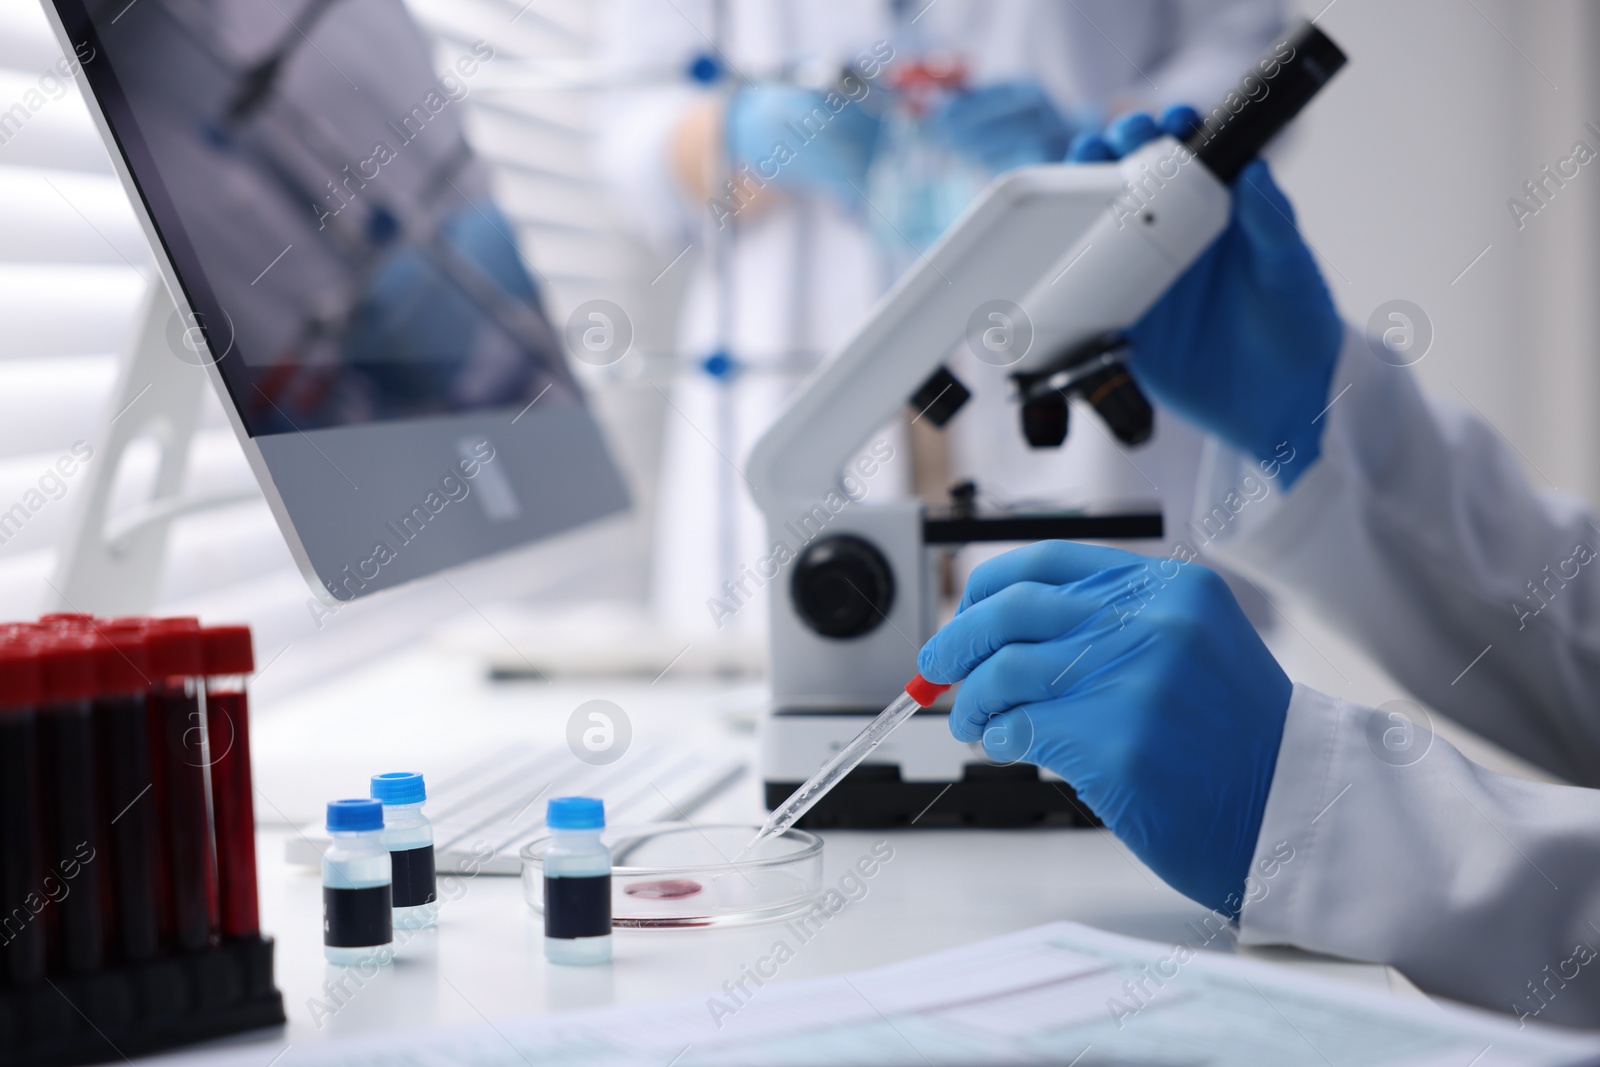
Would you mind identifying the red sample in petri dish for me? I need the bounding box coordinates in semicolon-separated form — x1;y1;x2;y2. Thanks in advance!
623;878;703;900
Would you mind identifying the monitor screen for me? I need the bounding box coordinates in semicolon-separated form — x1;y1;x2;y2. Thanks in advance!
56;0;577;437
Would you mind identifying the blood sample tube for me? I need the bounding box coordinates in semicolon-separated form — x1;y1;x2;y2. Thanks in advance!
93;626;160;962
145;619;218;952
36;632;105;974
0;637;46;985
202;625;260;941
114;620;175;950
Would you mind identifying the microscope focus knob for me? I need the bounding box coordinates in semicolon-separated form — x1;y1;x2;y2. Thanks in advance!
791;535;896;639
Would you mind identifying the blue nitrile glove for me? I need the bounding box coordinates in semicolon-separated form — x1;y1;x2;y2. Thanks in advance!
929;81;1073;172
1068;107;1342;488
726;85;880;204
917;540;1291;917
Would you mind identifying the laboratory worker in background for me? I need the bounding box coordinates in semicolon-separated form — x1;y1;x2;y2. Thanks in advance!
918;107;1600;1027
595;0;1283;640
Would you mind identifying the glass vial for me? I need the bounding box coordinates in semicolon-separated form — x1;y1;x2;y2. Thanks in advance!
322;799;392;967
371;772;437;929
543;797;611;965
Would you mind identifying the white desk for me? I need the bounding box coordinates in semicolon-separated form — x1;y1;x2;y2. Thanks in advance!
167;645;1424;1061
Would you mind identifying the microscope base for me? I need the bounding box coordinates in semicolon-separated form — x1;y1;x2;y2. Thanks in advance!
762;765;1099;829
762;708;1102;829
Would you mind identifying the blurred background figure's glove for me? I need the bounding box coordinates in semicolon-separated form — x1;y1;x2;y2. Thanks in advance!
930;80;1073;172
918;540;1291;916
726;85;880;204
1069;107;1343;485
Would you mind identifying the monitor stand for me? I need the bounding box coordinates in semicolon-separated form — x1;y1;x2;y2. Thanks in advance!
49;282;255;616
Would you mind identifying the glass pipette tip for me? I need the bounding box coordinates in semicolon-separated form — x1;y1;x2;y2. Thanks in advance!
736;674;951;860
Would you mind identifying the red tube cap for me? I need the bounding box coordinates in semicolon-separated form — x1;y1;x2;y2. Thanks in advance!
147;618;204;678
38;633;97;703
39;612;95;627
904;673;952;708
201;625;254;675
0;639;42;709
97;628;151;694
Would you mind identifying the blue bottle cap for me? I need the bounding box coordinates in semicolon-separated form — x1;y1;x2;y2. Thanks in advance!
327;798;384;832
547;796;604;830
371;771;426;806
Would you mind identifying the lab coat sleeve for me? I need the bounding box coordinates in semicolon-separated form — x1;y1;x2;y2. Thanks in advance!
1195;326;1600;1021
1196;325;1600;787
1239;683;1600;1025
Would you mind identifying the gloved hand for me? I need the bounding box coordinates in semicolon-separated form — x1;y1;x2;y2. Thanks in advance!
1069;107;1342;486
930;81;1072;172
726;85;879;204
918;540;1291;916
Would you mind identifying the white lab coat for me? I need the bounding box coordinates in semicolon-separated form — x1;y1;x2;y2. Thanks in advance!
595;0;1283;637
1201;327;1600;1026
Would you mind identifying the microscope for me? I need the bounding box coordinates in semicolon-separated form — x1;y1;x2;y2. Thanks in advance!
747;22;1346;828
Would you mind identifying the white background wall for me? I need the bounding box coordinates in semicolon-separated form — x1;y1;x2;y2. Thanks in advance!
1279;0;1600;503
1249;0;1600;727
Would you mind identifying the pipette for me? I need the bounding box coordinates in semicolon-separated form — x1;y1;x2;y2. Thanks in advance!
737;674;951;858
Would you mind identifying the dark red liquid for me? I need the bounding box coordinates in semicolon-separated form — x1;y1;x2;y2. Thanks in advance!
39;699;104;974
0;708;46;984
150;680;217;952
94;691;161;961
143;691;173;948
205;688;259;940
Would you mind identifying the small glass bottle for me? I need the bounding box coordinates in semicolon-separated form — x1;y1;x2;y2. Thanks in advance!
543;797;611;965
322;799;393;966
371;771;437;929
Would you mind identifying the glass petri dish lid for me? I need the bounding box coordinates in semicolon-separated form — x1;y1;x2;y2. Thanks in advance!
521;822;822;928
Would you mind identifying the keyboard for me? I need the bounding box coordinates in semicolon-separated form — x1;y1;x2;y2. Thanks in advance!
284;741;746;874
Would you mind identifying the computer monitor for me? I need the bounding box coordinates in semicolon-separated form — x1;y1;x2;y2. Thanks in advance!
42;0;631;603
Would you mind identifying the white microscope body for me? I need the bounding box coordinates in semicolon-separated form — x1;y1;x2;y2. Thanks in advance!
745;23;1344;827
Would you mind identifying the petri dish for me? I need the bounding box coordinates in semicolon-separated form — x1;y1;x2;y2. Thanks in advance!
521;823;822;928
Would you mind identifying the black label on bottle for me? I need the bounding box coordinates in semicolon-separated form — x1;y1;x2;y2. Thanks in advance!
544;874;611;939
390;845;437;908
324;884;393;948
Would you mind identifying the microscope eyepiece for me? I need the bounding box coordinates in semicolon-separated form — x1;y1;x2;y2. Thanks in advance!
1185;20;1347;184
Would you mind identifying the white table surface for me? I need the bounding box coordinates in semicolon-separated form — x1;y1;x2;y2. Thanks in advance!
159;644;1430;1062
